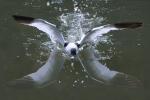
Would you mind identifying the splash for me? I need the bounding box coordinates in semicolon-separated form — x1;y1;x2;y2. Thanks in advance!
49;0;63;4
59;12;105;42
59;11;115;62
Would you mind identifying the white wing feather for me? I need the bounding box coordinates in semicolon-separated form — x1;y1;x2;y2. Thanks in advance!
80;22;142;46
79;25;119;45
13;15;65;45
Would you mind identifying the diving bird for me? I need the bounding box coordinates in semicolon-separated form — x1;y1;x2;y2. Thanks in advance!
8;15;142;88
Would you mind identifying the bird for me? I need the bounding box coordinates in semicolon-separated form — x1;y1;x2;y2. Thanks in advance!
7;15;142;88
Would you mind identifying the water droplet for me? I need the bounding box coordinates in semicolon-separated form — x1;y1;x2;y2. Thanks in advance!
85;75;88;78
75;72;79;75
81;80;84;84
46;1;50;6
74;80;77;83
137;43;141;46
16;56;20;58
71;62;74;67
58;80;62;84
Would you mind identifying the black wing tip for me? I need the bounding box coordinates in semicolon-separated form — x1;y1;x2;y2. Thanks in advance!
12;15;35;23
114;22;143;29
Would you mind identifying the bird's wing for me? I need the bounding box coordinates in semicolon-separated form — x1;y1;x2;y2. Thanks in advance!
79;47;142;88
80;22;142;46
13;15;65;45
7;50;65;88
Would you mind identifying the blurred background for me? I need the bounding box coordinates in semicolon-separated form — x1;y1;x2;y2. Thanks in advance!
0;0;150;100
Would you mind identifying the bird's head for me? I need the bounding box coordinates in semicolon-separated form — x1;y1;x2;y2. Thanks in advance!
64;42;80;58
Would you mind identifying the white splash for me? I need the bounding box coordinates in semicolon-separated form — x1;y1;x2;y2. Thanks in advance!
50;0;63;4
59;12;105;43
46;1;50;6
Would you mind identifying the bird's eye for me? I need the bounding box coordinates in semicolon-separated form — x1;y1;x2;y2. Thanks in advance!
64;42;69;47
76;43;80;48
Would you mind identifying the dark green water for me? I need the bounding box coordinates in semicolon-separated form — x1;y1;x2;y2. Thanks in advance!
0;0;150;100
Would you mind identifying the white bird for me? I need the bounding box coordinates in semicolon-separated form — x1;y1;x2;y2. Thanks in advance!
8;15;142;88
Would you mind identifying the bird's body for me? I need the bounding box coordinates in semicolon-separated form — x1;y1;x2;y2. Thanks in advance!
8;15;143;88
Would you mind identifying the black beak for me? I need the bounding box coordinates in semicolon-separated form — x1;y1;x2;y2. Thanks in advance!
71;49;77;56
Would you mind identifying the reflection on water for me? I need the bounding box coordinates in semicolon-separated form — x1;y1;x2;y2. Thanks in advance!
0;0;149;100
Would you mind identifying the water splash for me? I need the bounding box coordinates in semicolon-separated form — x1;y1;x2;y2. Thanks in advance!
50;0;63;4
59;11;115;62
59;12;105;42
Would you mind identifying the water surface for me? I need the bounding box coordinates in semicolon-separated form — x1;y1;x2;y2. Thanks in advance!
0;0;150;100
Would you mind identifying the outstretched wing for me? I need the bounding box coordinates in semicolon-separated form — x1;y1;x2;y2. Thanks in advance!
79;47;142;88
13;15;65;45
80;22;142;46
7;50;65;88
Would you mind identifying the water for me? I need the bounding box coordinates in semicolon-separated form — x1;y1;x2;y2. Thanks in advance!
0;0;150;100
